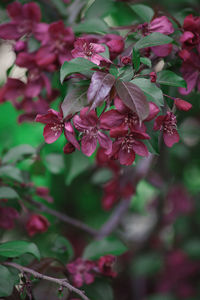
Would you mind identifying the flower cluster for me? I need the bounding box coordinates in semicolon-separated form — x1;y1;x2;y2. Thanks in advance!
66;255;116;287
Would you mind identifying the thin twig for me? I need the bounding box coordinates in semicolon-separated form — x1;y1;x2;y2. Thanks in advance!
97;154;156;239
3;262;89;300
25;197;98;237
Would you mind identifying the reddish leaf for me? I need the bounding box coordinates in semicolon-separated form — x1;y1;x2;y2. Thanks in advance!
115;79;149;121
61;86;88;118
87;71;115;110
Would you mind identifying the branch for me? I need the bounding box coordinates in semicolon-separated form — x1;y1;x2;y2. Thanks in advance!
25;197;98;237
97;154;156;239
3;262;89;300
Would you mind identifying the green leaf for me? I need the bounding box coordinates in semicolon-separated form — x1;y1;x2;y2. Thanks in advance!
157;70;187;88
148;294;176;300
83;237;127;260
85;0;114;19
0;241;40;260
65;151;91;185
92;168;113;184
140;57;152;68
0;165;23;183
131;253;163;276
36;233;74;263
131;4;154;23
2;144;35;164
74;18;109;34
132;48;140;72
134;33;173;50
0;265;16;297
61;87;88;118
0;186;19;199
183;239;200;259
131;78;164;106
84;279;113;300
45;154;65;174
118;66;134;82
60;58;100;83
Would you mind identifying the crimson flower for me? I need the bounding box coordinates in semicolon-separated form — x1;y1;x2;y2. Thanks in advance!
109;130;150;166
180;14;200;50
100;97;159;135
0;1;44;40
99;34;124;60
26;214;49;236
154;112;179;147
36;20;75;66
36;109;80;148
71;38;106;65
67;258;95;287
73;108;112;156
0;206;19;230
97;255;117;278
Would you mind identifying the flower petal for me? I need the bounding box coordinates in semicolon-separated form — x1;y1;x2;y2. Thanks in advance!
43;124;62;144
81;135;97;156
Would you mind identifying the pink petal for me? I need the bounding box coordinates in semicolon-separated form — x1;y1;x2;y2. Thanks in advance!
154;115;166;131
100;110;123;129
132;140;149;157
145;102;160;121
0;23;21;40
97;131;112;154
118;148;135;166
23;2;41;22
7;2;23;21
149;16;174;35
43;124;62;144
35;109;62;124
179;70;199;95
163;130;180;147
81;135;97;156
151;44;172;57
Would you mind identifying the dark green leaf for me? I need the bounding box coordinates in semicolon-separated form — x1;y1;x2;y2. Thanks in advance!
131;4;154;23
74;18;109;34
131;253;163;276
134;33;173;50
2;144;35;164
84;279;113;300
183;239;200;259
131;78;164;106
92;168;113;184
157;70;187;88
140;57;152;68
115;79;149;120
118;66;134;82
0;241;40;260
61;87;88;118
83;237;127;260
0;186;19;199
0;265;16;297
85;0;114;19
132;48;140;72
60;58;100;83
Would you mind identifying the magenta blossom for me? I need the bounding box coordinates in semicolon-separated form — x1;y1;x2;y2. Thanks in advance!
71;38;107;65
154;111;179;147
73;108;112;156
179;52;200;95
0;1;44;40
36;109;80;148
99;34;124;60
100;97;159;134
67;258;95;288
36;20;75;66
109;129;150;166
0;206;19;230
97;255;117;277
26;214;49;236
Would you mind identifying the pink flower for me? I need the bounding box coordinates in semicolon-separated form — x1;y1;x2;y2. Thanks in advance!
97;255;117;277
179;52;200;95
71;38;106;65
36;186;53;203
154;112;179;147
109;130;150;166
0;206;19;229
26;214;49;236
36;20;75;66
36;109;80;148
99;34;124;60
73;108;112;156
149;16;174;35
0;1;43;40
149;71;157;83
174;98;192;111
183;14;200;35
67;258;95;287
